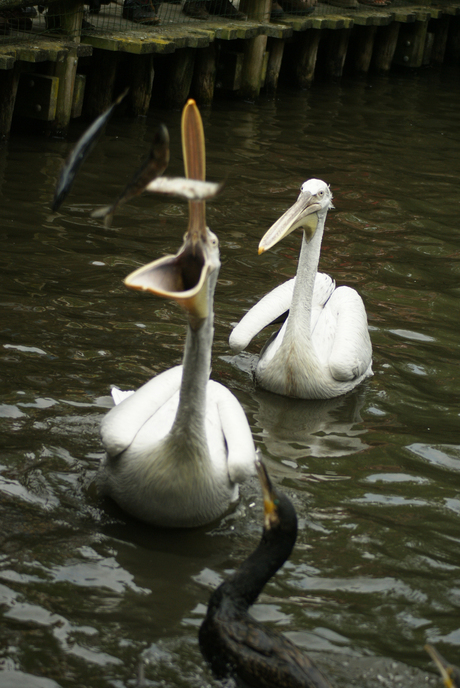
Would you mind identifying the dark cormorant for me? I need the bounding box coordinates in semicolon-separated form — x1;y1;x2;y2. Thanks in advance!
199;458;332;688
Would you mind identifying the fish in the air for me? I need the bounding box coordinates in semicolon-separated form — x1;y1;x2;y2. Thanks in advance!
52;88;128;212
145;176;223;200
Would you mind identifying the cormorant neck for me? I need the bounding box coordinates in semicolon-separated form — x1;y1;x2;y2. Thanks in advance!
219;524;297;612
170;268;218;438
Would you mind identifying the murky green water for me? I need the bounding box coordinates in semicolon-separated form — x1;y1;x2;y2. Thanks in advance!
1;65;459;688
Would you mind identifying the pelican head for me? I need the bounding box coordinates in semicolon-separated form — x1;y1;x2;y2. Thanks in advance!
259;178;333;255
124;99;219;329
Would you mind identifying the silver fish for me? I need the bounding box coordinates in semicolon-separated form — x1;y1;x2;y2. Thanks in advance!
52;88;128;212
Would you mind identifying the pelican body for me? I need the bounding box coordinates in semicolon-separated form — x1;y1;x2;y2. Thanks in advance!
97;100;256;528
199;459;332;688
230;179;373;400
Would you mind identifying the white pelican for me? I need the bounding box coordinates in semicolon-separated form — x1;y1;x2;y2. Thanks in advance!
229;178;373;400
97;100;256;528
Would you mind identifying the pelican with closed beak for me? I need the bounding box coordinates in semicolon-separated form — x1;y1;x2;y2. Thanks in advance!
229;178;373;400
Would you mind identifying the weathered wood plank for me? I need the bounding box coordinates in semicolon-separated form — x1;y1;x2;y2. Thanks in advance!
393;18;428;66
352;11;392;26
0;54;15;70
82;33;176;54
14;43;68;62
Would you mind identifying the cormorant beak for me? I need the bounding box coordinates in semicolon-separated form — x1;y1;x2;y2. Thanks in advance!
425;645;460;688
256;458;280;530
124;99;211;325
258;190;322;255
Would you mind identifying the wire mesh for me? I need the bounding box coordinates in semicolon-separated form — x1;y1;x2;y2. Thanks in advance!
0;0;427;45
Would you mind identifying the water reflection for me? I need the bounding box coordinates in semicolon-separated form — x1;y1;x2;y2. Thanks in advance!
252;388;369;463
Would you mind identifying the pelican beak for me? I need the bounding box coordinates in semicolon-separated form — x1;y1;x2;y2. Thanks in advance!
124;99;211;326
259;190;322;255
425;645;460;688
256;458;280;530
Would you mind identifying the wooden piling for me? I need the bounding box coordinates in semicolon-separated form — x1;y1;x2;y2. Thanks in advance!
192;44;217;105
265;37;285;93
324;27;352;78
446;15;460;61
393;19;429;67
373;21;400;72
47;0;84;136
126;53;155;116
165;47;196;108
295;29;321;87
352;24;377;74
83;48;119;119
431;16;450;64
239;0;271;99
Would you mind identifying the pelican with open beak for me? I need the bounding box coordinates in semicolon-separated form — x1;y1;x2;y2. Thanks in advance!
97;100;256;528
229;178;373;399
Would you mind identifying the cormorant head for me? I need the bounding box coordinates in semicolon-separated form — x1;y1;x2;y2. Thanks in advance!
256;458;298;540
259;178;333;254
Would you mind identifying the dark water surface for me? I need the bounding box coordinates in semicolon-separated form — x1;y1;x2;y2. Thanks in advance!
1;66;460;688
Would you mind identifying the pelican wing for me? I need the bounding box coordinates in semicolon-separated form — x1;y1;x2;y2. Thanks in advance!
229;272;335;354
208;381;256;483
321;286;373;382
100;366;183;457
229;279;295;354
